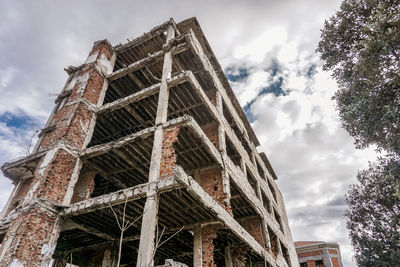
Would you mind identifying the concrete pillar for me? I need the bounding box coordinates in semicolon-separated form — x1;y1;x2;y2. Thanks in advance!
136;22;175;267
0;40;114;266
224;246;233;267
193;224;202;266
216;92;231;211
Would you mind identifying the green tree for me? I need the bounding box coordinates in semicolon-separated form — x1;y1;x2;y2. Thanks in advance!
317;0;400;154
345;156;400;266
318;0;400;266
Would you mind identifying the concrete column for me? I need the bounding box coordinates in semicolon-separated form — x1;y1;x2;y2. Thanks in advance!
136;23;175;267
193;224;203;266
0;40;114;267
323;247;333;267
216;91;231;210
224;246;233;267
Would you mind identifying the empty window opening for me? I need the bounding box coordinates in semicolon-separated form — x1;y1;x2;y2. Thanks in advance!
256;159;265;180
246;168;258;197
268;226;279;257
268;179;277;202
230;178;258;221
261;191;272;214
225;134;241;168
280;241;291;266
274;208;283;232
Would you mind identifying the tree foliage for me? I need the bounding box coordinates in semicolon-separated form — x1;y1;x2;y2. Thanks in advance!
318;1;400;266
317;0;400;154
345;156;400;266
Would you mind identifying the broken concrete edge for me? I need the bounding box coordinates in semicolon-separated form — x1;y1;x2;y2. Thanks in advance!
61;175;182;217
1;140;81;183
0;197;66;231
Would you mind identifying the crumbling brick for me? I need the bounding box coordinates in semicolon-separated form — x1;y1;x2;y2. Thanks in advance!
0;39;113;267
199;167;228;210
34;150;77;203
201;224;220;267
160;127;180;178
241;217;265;248
0;206;58;266
200;122;219;148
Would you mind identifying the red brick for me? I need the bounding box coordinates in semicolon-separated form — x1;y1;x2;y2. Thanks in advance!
201;224;219;267
331;257;340;267
159;127;180;178
241;217;265;247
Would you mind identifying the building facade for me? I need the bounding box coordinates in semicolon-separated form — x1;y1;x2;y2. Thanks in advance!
295;241;343;267
0;18;299;267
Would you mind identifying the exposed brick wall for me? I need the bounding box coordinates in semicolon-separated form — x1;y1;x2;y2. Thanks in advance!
160;127;180;178
199;167;230;212
201;224;219;267
269;227;279;257
0;40;113;266
71;171;96;203
200;122;219;148
34;150;77;203
241;217;265;248
298;249;324;258
231;246;248;267
64;103;94;148
331;257;340;267
40;103;93;150
307;260;316;267
12;178;33;207
0;206;58;266
91;40;113;61
69;68;105;105
328;249;338;255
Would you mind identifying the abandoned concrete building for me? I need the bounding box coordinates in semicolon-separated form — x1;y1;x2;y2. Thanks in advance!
0;18;299;267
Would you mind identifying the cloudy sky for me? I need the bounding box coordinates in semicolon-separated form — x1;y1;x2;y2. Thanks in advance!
0;1;377;266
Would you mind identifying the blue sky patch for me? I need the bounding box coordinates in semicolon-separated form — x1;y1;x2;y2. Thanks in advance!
265;59;280;77
0;112;40;130
225;67;249;82
306;64;317;78
243;77;286;123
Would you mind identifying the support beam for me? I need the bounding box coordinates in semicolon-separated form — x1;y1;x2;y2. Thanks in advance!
108;42;187;82
99;72;189;115
67;220;116;241
62;176;181;217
